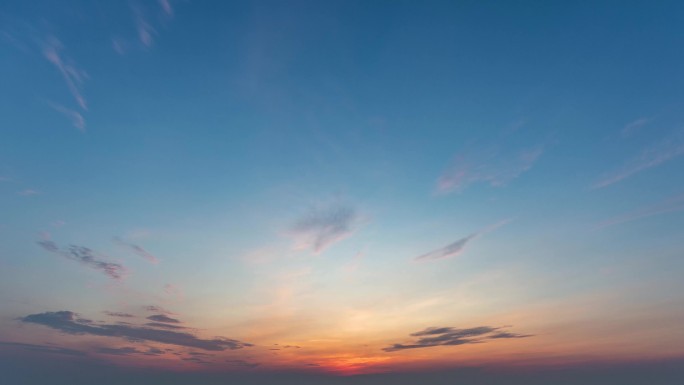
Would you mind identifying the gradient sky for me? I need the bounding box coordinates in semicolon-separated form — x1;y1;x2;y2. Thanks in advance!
2;1;684;383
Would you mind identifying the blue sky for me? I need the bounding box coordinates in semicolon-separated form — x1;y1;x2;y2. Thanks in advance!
1;1;684;383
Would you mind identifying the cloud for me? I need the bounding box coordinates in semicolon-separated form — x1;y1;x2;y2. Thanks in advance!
147;314;181;324
593;131;684;189
621;117;651;137
37;240;127;280
596;193;684;228
96;346;140;356
114;237;159;264
437;145;544;194
225;359;261;368
144;305;174;314
20;311;251;351
96;346;164;356
415;219;510;262
158;0;173;16
163;283;184;301
289;203;360;254
182;356;212;364
48;102;85;131
132;5;156;47
111;37;127;55
104;311;135;318
42;36;87;110
17;189;39;196
383;325;531;352
145;322;187;330
0;341;86;356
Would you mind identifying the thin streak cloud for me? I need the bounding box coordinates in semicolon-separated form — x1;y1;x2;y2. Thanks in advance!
37;240;127;280
147;314;181;324
114;237;159;264
0;341;86;356
621;117;651;137
596;193;684;228
18;189;39;196
48;102;85;131
42;37;87;110
437;145;544;194
593;131;684;189
415;220;510;262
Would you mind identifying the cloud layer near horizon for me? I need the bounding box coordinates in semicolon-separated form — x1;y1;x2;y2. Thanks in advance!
20;311;251;351
383;325;531;352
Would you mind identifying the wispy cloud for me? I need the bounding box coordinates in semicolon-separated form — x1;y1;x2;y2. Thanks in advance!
114;237;159;264
111;37;127;55
415;220;510;262
17;189;39;196
158;0;173;16
621;117;651;137
289;202;360;254
163;283;184;301
115;1;175;54
593;131;684;189
596;193;684;228
437;145;544;194
48;102;85;131
21;311;252;351
37;240;127;280
383;325;531;352
132;5;156;47
42;36;87;110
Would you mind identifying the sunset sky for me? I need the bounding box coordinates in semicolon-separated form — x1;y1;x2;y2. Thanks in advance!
1;1;684;384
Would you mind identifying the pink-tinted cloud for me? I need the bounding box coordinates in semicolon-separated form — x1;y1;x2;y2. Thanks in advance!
593;131;684;189
437;145;544;194
111;37;127;55
48;102;85;131
132;6;156;47
158;0;173;16
114;237;159;264
42;37;88;110
596;193;684;228
621;117;651;137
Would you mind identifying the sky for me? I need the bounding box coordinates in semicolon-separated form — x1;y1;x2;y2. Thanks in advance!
1;1;684;384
